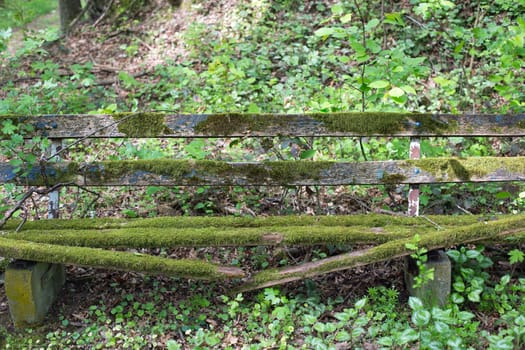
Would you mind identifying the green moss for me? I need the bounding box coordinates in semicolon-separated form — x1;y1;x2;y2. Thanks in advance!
5;225;420;248
0;237;242;280
382;173;407;184
408;157;525;181
3;214;499;232
113;112;172;137
517;120;525;129
310;112;457;135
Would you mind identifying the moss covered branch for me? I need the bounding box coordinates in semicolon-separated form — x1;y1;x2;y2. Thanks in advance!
0;237;244;279
4;214;514;248
4;225;421;248
239;215;525;291
4;213;472;232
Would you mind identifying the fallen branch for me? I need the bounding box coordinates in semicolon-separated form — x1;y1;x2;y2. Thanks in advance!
238;215;525;291
0;237;244;280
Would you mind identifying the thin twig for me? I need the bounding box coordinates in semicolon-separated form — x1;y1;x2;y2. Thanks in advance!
93;0;115;27
419;215;443;230
66;0;93;34
456;204;474;215
352;0;369;162
15;207;28;232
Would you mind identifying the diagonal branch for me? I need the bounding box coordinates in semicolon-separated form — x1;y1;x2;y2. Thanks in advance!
237;215;525;291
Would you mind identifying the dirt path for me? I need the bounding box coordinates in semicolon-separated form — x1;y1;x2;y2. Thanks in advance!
7;9;59;55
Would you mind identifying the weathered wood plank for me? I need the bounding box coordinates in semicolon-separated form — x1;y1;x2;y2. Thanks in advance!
1;157;523;186
2;113;524;138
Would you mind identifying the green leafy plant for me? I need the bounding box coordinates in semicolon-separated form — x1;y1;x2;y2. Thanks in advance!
405;234;435;289
447;246;493;304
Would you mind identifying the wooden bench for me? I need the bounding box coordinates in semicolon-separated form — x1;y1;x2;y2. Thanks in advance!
1;112;525;326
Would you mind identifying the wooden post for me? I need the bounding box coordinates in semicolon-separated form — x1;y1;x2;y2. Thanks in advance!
407;138;420;217
5;139;66;327
405;137;451;307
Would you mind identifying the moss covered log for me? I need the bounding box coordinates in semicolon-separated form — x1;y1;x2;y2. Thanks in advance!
2;113;524;138
4;213;460;231
4;225;422;248
3;157;525;186
0;237;244;279
239;214;525;291
3;215;510;248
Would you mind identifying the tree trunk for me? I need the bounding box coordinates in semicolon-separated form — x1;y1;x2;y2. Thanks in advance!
59;0;82;33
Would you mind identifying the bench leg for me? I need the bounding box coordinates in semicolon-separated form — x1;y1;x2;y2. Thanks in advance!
5;260;65;328
405;250;451;307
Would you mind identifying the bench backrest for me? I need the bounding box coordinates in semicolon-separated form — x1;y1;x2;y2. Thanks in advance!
2;113;524;205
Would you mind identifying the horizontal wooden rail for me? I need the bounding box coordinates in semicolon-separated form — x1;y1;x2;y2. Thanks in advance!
1;157;524;186
2;113;524;138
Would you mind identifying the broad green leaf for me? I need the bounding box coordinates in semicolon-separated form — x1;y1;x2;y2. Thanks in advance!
303;314;318;325
335;330;351;342
434;321;449;334
369;80;390;89
388;87;405;97
401;85;417;95
366;18;380;30
340;13;352;24
408;296;423;310
398;328;419;344
515;315;525;326
453;280;465;292
384;12;405;26
314;27;336;37
465;250;480;259
355;298;367;309
352;327;365;338
300;149;316;159
331;3;344;15
412;309;431;327
468;289;481;302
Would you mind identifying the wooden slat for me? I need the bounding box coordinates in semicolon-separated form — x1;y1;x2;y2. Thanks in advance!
2;113;524;138
1;157;524;186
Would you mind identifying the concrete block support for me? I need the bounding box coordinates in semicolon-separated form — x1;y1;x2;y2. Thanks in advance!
405;250;451;307
5;261;65;327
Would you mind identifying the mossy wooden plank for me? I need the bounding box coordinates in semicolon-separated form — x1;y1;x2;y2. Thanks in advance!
239;214;525;291
4;225;422;248
3;213;490;232
0;237;244;279
2;113;524;138
2;157;524;186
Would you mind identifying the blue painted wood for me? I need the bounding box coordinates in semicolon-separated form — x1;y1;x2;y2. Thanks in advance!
1;158;524;186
